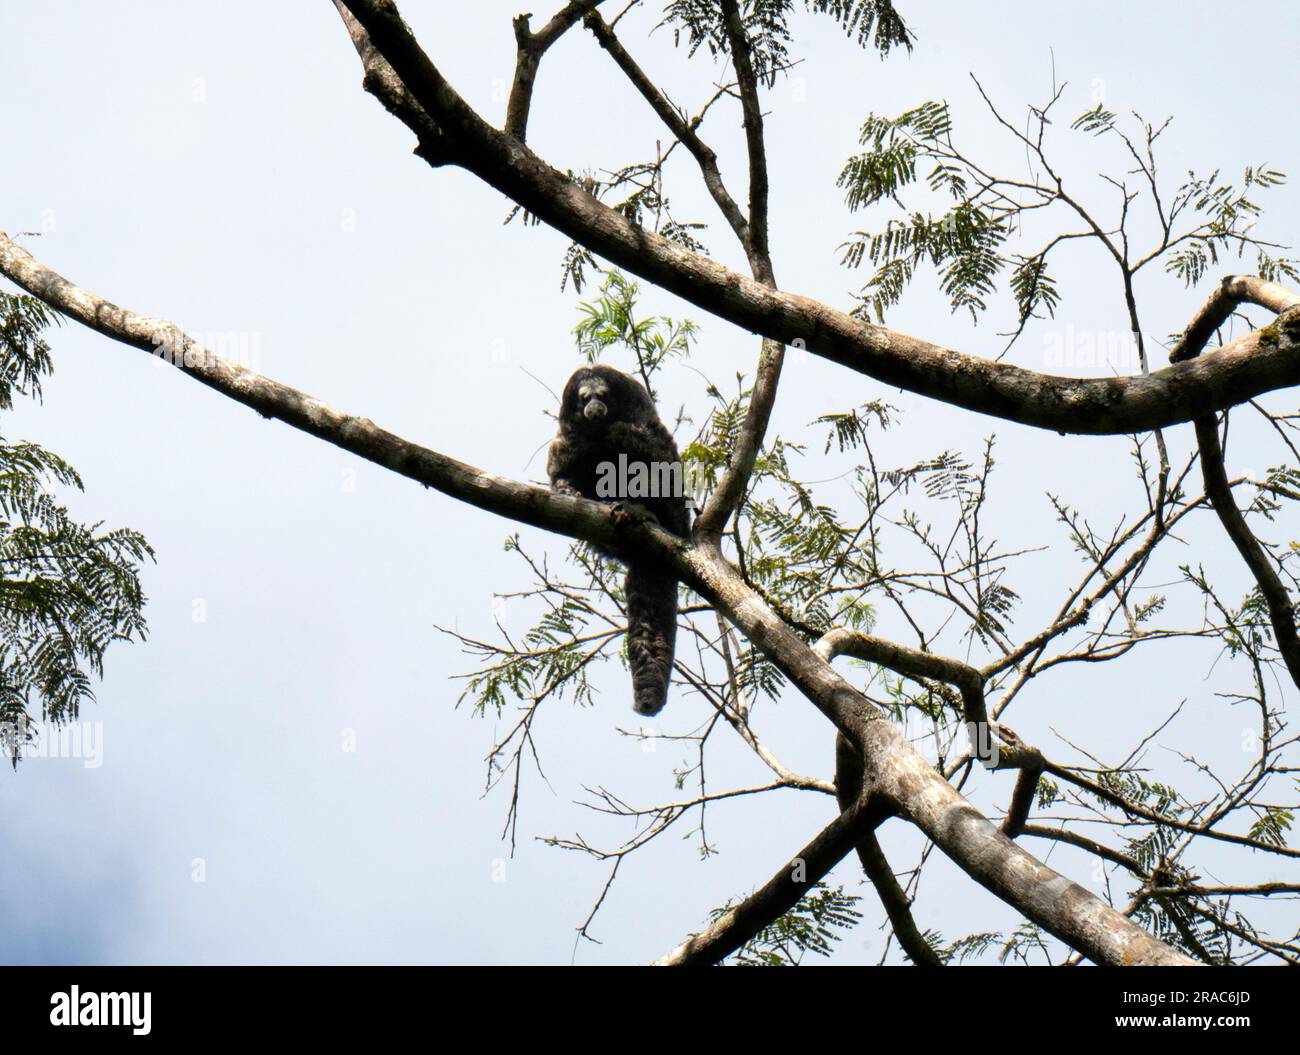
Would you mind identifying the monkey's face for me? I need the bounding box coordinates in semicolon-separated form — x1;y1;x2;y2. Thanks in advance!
561;365;649;433
577;374;610;424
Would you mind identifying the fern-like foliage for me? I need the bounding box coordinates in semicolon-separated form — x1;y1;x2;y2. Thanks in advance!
0;290;154;764
1164;165;1298;288
838;103;1016;322
1008;253;1061;326
0;290;57;408
808;0;912;53
837;101;954;212
573;271;699;392
718;882;863;965
660;0;910;87
839;92;1296;343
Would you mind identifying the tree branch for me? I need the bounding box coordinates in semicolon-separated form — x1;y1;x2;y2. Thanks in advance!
1042;759;1300;859
1170;275;1300;688
1001;762;1045;837
653;797;871;965
505;1;605;140
718;0;771;266
334;1;1300;437
816;627;983;698
0;231;657;560
1019;823;1146;876
851;829;945;966
831;744;944;966
868;716;1193;964
332;0;457;165
1169;274;1299;362
1196;414;1300;687
587;4;785;539
583;11;752;255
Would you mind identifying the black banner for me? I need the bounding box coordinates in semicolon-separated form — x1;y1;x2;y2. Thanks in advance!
0;965;1292;1040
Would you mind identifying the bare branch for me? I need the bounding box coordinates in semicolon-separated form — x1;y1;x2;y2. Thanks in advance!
1042;760;1300;859
584;11;753;254
718;0;772;267
505;1;605;140
1019;823;1146;876
851;829;945;966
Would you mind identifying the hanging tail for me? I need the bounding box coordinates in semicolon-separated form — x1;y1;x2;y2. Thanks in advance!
624;563;678;716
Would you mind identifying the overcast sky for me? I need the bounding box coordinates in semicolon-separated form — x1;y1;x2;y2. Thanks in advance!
0;1;1296;965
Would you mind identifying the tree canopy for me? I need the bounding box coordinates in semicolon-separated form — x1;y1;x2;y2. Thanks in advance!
0;0;1296;966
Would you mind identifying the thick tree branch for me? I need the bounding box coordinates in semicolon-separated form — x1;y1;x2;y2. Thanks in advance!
865;718;1192;964
1001;761;1045;837
820;628;1049;873
1196;415;1300;687
336;1;1300;437
816;627;983;699
811;637;1193;964
332;0;457;165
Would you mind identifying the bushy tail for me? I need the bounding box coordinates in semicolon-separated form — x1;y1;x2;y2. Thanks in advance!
624;563;678;716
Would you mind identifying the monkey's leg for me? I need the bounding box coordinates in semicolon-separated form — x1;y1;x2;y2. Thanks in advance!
624;563;678;716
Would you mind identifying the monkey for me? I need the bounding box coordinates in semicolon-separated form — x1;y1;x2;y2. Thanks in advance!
547;364;690;716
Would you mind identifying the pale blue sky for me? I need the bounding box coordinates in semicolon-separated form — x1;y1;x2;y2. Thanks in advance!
0;1;1296;964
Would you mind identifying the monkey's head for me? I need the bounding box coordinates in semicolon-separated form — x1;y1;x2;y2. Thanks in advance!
559;364;655;433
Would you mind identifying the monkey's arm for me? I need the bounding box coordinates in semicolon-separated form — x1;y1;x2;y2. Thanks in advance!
546;433;585;497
